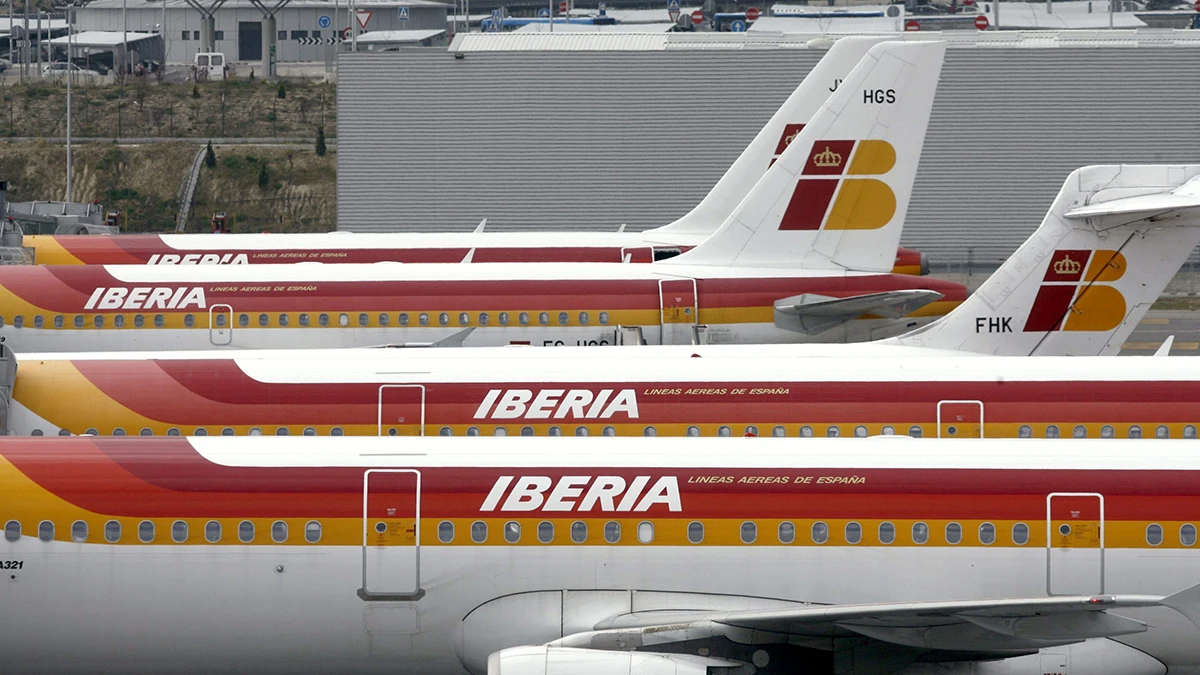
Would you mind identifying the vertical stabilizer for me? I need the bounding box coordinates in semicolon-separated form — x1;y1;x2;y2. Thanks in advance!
647;36;890;239
662;41;946;271
894;165;1200;356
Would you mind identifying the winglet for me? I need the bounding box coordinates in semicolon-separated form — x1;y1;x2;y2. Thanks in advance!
1155;335;1175;357
1162;582;1200;630
473;218;487;234
617;223;627;234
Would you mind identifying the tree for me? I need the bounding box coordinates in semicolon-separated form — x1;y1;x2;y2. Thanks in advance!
315;125;327;157
277;82;287;99
204;141;216;168
257;162;270;189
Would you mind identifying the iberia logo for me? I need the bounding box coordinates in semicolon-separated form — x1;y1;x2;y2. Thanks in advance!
777;139;897;231
769;123;806;166
1024;249;1127;332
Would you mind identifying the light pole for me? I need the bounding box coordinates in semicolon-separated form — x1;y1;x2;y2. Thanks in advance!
122;0;128;75
66;9;73;202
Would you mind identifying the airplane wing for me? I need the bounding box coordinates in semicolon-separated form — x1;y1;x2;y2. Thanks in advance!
774;289;943;335
487;585;1200;674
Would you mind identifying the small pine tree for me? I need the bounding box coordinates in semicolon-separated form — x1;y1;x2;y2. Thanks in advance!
204;141;216;168
257;162;270;189
276;82;287;99
315;126;327;157
192;85;200;99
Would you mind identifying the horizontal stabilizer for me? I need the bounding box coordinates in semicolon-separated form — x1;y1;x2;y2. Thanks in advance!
1066;177;1200;221
775;289;942;335
370;327;475;348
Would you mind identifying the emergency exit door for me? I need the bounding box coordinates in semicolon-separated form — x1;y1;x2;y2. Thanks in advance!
1047;493;1104;595
361;469;423;601
209;304;233;345
377;384;426;436
658;278;697;345
937;400;983;438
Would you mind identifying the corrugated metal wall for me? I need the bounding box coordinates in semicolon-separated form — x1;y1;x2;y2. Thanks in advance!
337;46;1200;263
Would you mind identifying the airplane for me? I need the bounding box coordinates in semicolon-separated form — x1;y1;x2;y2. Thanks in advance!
21;36;928;277
0;41;962;353
9;163;1200;439
3;434;1200;674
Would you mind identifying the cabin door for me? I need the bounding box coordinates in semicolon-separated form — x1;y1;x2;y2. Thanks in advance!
1046;493;1105;595
937;400;983;438
209;303;233;345
377;384;426;436
361;469;423;601
658;278;698;345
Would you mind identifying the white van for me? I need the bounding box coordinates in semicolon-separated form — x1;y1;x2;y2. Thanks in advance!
192;52;227;81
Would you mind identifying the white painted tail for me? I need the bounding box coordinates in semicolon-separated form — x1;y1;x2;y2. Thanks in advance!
647;36;891;239
894;165;1200;356
663;41;946;271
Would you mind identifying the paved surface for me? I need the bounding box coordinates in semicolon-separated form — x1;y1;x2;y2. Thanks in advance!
1120;310;1200;355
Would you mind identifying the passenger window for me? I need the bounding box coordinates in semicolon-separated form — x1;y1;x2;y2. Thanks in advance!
637;521;654;543
460;312;470;326
260;313;270;327
271;521;288;543
772;426;786;437
827;426;841;438
205;521;222;543
183;314;193;327
466;427;480;437
740;521;757;544
95;315;105;328
557;312;568;326
1003;522;1026;545
105;520;121;543
337;313;348;327
471;521;487;543
1129;425;1143;439
478;313;489;326
194;428;208;436
811;521;829;544
114;315;125;328
520;427;534;436
85;428;98;436
548;426;562;437
33;315;44;328
579;312;589;325
378;313;389;327
1018;425;1032;438
439;427;453;436
238;521;255;543
305;521;322;543
30;429;43;436
744;425;758;437
602;426;616;437
498;312;509;326
299;313;310;326
687;521;704;544
113;428;126;436
13;315;22;328
331;427;344;436
38;520;54;542
154;314;164;328
319;313;330;327
945;522;962;544
138;520;155;543
604;521;621;543
279;314;289;327
1157;425;1170;439
1073;426;1086;438
979;522;996;545
1101;425;1115;439
599;311;609;325
845;522;862;544
778;521;796;544
275;428;289;436
167;428;181;436
519;312;530;325
1045;425;1060;439
221;427;235;436
570;521;587;543
878;522;895;544
58;429;70;436
643;426;657;437
52;315;63;329
238;314;249;328
71;520;88;542
881;425;895;435
504;521;520;543
419;313;429;326
303;427;317;436
686;426;700;437
800;426;814;438
399;313;409;326
574;427;588;437
140;428;153;436
73;314;83;328
908;425;923;438
493;427;507;437
1147;523;1163;546
438;312;449;326
172;520;188;543
215;314;227;328
537;521;554;543
1182;524;1197;547
718;426;731;437
854;426;867;438
538;312;549;325
1187;425;1198;439
358;313;369;327
4;520;19;542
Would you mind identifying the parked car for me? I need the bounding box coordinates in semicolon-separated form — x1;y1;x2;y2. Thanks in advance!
42;62;102;79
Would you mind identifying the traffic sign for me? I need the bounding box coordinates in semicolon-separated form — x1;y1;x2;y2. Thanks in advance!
668;0;681;22
974;13;989;29
317;14;332;28
904;18;920;30
538;6;549;16
356;9;372;28
397;6;409;20
691;9;705;23
559;0;568;12
342;26;353;39
730;18;746;31
1194;0;1199;11
745;6;760;20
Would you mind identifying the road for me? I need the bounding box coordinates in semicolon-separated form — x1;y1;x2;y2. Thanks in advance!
1120;310;1200;355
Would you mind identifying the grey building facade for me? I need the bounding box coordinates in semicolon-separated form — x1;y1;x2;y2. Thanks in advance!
337;38;1200;263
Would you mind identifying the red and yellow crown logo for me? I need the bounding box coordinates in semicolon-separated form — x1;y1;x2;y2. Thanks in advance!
1025;249;1127;333
812;146;843;168
777;139;897;231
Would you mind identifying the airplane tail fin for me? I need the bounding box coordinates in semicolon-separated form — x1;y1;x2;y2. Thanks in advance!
893;165;1200;356
661;40;946;271
647;36;891;240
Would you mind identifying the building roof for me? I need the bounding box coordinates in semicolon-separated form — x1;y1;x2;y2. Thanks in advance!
81;0;451;9
47;31;161;47
356;28;447;43
977;1;1146;28
0;18;69;31
513;22;677;33
747;15;906;32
